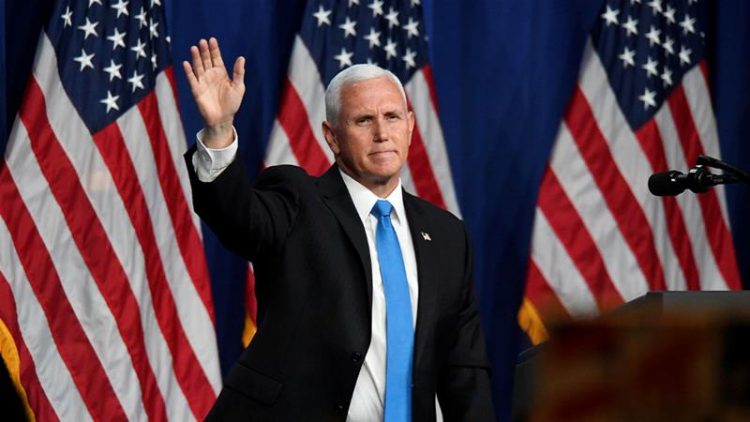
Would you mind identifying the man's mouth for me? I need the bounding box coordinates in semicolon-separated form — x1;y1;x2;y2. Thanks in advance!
370;150;396;156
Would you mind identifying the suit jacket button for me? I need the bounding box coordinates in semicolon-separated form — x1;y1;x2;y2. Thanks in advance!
335;404;345;413
351;352;363;363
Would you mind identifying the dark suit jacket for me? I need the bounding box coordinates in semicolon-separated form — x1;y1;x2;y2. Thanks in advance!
186;148;494;421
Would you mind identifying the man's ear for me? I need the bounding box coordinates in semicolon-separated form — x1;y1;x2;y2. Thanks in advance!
322;121;340;155
406;110;415;147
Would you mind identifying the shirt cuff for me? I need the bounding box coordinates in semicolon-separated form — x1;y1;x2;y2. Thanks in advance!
192;127;239;182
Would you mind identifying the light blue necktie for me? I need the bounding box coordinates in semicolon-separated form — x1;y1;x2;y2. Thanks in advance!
371;199;414;422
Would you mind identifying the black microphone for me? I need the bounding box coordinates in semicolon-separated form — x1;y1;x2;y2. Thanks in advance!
648;155;748;197
648;166;720;196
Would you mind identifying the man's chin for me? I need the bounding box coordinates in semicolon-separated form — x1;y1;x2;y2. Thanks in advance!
339;162;401;189
366;172;400;187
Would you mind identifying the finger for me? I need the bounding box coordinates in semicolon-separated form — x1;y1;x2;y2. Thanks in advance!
182;60;199;90
208;37;225;68
190;45;204;77
199;38;212;71
232;56;245;86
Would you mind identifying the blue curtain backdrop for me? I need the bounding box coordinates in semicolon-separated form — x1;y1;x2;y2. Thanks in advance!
0;0;4;141
3;1;750;419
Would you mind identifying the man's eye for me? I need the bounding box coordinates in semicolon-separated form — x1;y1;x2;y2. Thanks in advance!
356;118;372;125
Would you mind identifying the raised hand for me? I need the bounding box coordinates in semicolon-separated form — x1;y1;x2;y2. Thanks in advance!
182;37;245;148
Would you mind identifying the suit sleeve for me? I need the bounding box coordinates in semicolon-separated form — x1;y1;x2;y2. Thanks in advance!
436;224;496;421
184;145;303;262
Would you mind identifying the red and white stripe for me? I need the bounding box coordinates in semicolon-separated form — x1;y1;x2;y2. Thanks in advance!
266;37;332;175
0;32;221;420
523;41;740;330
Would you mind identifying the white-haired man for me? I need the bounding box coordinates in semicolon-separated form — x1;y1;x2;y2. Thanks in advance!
183;37;494;421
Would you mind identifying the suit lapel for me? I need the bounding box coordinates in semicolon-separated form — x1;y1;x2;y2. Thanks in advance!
318;169;438;368
317;166;374;305
403;192;438;370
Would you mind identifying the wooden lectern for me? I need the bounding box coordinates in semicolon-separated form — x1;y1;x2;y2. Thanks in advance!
513;291;750;421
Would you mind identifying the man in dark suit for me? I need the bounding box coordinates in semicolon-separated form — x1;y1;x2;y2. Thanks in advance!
183;37;494;421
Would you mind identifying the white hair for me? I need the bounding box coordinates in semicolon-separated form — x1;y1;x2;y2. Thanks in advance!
324;64;407;126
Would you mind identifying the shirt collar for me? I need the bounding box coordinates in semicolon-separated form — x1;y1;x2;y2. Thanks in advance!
338;168;406;225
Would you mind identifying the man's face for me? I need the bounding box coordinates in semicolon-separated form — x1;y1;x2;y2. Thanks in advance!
323;76;414;195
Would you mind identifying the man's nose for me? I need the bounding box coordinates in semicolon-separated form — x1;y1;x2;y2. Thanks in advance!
372;117;389;142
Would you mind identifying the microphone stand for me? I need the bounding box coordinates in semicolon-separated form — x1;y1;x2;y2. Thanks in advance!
695;155;750;187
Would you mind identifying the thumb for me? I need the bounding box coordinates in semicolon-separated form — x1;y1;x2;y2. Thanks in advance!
232;56;246;89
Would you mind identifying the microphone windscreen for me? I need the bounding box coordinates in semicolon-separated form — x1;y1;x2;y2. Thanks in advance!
648;171;686;196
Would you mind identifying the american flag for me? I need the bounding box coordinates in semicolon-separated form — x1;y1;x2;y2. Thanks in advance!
242;0;460;344
520;0;741;343
0;0;221;419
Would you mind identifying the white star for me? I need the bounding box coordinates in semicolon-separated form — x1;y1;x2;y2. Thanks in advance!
111;0;129;17
364;28;381;48
151;53;158;70
135;7;148;29
368;0;384;17
647;0;662;14
103;59;122;81
662;36;674;55
339;17;357;38
642;56;659;77
151;0;161;6
601;5;619;26
77;17;99;40
61;6;73;27
631;0;641;3
680;14;696;35
661;67;673;87
73;48;95;71
679;45;692;65
128;70;145;92
639;88;657;109
663;6;676;24
313;5;331;27
131;38;147;59
402;48;416;68
384;38;397;60
333;48;353;68
621;16;638;36
645;25;661;47
411;0;420;5
618;47;635;68
149;18;159;38
100;90;120;113
403;18;419;38
385;7;399;28
107;28;126;50
88;0;102;6
348;0;359;6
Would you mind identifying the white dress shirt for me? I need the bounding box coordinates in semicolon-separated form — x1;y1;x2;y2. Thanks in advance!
193;132;424;421
191;128;239;183
338;170;419;422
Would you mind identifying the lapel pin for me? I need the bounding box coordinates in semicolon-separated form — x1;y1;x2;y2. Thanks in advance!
421;231;431;241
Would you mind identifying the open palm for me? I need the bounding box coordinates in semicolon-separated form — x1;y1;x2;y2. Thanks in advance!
183;38;245;146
